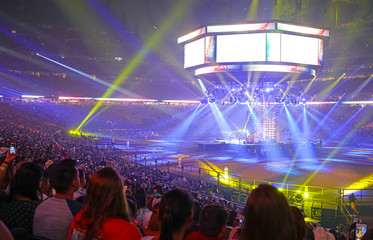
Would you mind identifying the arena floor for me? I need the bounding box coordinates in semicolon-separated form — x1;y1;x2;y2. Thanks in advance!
103;139;373;226
108;139;373;190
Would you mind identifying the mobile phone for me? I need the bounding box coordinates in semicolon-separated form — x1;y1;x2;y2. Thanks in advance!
9;142;16;155
355;223;367;240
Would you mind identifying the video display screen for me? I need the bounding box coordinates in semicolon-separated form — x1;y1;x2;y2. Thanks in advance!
281;34;320;66
184;38;205;68
266;33;281;62
183;32;324;69
216;33;266;63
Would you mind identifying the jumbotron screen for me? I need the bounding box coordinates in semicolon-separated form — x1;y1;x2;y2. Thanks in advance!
184;36;215;68
184;38;205;68
178;22;328;75
280;34;321;66
216;33;266;63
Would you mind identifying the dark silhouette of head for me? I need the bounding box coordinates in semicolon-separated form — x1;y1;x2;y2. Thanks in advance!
199;204;228;238
9;162;42;201
49;158;78;194
159;189;193;240
241;184;296;240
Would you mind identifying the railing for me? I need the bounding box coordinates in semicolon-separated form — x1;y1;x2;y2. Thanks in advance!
337;193;353;226
125;154;372;227
341;189;373;207
132;156;340;216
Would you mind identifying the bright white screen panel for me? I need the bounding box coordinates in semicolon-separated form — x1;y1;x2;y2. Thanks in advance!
184;38;205;68
281;34;319;66
266;33;281;62
216;33;266;63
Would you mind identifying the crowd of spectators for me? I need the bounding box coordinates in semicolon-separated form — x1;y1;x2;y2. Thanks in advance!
7;98;373;146
0;98;372;239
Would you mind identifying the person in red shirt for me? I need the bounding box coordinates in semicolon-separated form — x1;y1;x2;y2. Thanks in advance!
68;167;141;240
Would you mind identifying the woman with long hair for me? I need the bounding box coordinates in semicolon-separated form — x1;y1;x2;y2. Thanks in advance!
290;206;314;240
241;184;296;240
68;166;141;240
158;188;193;240
0;162;42;234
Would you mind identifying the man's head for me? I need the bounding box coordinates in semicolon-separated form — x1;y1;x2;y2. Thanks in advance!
199;205;228;238
49;158;79;196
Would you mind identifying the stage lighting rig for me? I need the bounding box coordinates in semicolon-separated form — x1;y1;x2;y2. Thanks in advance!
200;82;304;105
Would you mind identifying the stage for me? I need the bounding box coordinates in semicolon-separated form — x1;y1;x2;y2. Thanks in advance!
196;140;323;158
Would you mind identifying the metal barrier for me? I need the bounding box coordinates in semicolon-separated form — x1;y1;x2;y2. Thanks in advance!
133;156;372;228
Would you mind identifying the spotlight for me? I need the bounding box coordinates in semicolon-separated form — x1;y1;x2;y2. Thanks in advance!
200;98;208;104
265;87;273;93
209;98;216;103
291;98;298;105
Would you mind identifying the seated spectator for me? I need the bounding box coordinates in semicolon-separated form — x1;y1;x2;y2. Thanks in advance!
228;219;242;240
40;169;53;200
158;188;193;240
241;184;296;240
33;159;82;240
0;162;42;234
314;226;335;240
153;181;163;195
144;202;161;238
127;197;146;236
68;166;142;240
73;169;86;200
290;206;315;240
348;223;359;240
227;208;238;228
135;186;149;225
185;204;228;240
143;195;161;228
184;201;202;238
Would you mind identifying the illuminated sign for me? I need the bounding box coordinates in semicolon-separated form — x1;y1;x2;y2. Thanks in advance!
207;23;276;33
242;64;316;76
277;23;329;37
177;27;206;44
195;65;240;75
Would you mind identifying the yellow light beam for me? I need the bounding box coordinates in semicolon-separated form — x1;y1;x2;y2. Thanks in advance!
76;1;192;131
318;73;345;100
79;105;109;129
226;72;244;86
280;74;299;100
276;73;292;86
303;76;317;94
345;172;373;191
247;0;259;20
281;153;299;186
